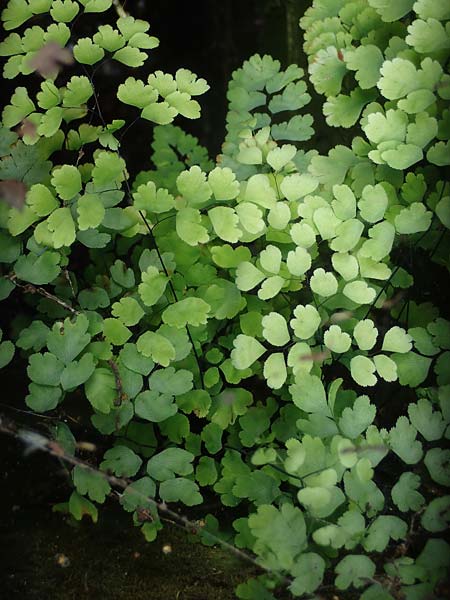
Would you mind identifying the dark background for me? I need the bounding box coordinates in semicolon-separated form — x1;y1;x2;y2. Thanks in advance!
117;0;309;156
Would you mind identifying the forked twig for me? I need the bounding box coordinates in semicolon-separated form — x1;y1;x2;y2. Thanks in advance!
7;274;79;315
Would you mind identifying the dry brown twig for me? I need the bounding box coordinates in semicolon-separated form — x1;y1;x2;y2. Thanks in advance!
6;274;79;315
107;358;127;406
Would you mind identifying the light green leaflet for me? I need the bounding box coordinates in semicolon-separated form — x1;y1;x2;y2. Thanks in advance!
231;335;265;370
262;312;290;346
290;305;321;340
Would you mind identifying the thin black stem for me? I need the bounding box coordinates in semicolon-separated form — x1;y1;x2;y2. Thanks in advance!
81;67;206;390
119;115;141;141
136;207;205;389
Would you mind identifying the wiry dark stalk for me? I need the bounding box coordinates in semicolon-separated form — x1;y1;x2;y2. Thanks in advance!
362;263;402;321
136;206;206;390
428;226;447;261
80;66;205;389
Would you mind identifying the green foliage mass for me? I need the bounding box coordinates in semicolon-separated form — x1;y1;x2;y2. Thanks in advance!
0;1;449;599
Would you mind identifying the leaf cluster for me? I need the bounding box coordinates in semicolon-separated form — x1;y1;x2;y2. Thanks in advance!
0;1;449;599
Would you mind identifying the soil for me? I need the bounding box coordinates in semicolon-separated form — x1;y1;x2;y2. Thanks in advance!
0;434;255;600
1;507;250;600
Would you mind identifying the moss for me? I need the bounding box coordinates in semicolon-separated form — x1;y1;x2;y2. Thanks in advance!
0;434;256;599
1;506;255;599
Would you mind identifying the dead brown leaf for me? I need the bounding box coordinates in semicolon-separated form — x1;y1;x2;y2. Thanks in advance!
17;118;37;139
298;350;331;362
28;42;74;78
381;291;405;310
330;310;353;323
0;180;28;210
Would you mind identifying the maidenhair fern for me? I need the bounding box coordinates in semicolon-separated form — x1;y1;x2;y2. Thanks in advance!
0;1;449;599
